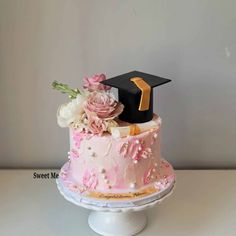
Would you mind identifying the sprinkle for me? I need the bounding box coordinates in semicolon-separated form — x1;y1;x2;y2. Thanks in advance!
154;133;158;139
134;160;138;164
135;140;140;144
91;152;96;157
138;147;142;151
151;175;155;179
154;163;158;167
152;168;156;172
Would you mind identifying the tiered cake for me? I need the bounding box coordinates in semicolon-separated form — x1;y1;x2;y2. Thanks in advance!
53;71;175;204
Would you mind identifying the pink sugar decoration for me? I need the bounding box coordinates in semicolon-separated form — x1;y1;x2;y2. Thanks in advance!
59;171;67;180
72;131;86;148
82;169;98;190
119;138;144;161
68;183;86;193
143;167;153;185
70;148;79;159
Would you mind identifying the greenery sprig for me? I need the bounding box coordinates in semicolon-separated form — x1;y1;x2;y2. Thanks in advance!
52;81;80;99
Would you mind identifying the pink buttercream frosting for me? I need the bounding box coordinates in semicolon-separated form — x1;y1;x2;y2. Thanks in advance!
64;115;164;193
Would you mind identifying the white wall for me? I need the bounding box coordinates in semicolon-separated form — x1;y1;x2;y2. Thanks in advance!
0;0;236;168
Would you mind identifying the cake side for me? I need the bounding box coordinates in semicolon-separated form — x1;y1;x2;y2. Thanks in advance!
66;115;162;193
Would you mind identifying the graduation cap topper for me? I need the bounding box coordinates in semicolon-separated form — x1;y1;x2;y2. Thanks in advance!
101;71;171;123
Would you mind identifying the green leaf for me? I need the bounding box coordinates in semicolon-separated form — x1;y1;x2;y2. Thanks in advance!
52;81;80;99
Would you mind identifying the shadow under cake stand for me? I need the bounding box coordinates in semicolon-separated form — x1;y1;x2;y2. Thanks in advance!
56;159;175;236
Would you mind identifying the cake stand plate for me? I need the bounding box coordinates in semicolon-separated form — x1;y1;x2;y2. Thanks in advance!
56;159;175;236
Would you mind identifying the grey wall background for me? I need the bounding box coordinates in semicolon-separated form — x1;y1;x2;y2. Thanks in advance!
0;0;236;168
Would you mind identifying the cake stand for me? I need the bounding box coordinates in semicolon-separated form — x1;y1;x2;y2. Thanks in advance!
56;159;175;236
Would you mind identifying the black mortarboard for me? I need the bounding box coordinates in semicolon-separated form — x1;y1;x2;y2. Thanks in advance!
101;71;171;123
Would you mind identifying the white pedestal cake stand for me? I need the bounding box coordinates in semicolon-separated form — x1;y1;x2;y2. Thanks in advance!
56;162;175;236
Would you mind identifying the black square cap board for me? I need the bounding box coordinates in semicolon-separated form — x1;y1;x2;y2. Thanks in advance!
101;71;171;123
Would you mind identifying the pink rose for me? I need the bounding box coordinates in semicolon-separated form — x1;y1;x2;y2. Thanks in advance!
84;91;124;120
87;114;108;135
83;74;111;91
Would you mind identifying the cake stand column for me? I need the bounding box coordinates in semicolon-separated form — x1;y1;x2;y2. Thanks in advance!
88;210;147;236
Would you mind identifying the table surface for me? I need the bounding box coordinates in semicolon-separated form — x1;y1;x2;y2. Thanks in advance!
0;169;236;236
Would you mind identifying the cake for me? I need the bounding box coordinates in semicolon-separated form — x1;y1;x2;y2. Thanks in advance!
53;71;175;205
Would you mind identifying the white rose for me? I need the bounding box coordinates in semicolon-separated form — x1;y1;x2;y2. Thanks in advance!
57;94;85;127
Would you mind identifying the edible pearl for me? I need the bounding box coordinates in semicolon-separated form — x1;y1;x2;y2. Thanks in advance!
151;175;155;179
130;182;136;189
152;168;156;172
138;147;142;151
134;160;138;164
135;140;140;144
154;163;158;167
154;133;158;139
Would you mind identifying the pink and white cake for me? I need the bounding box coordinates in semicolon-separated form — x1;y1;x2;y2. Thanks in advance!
53;73;175;206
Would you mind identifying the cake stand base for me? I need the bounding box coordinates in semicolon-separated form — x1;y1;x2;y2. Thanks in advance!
56;159;175;236
88;211;147;236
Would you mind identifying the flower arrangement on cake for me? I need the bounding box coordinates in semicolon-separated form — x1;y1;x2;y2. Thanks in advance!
53;74;124;135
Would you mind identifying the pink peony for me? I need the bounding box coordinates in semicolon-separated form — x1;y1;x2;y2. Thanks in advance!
84;91;124;120
83;74;111;91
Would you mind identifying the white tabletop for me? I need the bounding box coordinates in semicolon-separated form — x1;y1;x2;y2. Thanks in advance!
0;169;236;236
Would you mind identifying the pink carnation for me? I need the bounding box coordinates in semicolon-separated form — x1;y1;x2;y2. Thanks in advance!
83;74;111;91
84;91;124;120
